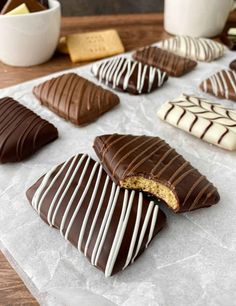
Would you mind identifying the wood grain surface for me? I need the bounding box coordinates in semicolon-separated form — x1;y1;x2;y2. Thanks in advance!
0;12;236;306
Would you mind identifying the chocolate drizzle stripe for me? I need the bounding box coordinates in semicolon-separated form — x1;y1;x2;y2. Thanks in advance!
151;148;175;176
112;137;156;177
189;182;211;210
169;161;189;183
181;176;206;208
123;140;165;177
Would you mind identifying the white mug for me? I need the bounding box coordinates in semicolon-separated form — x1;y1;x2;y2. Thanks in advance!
0;0;61;67
164;0;236;38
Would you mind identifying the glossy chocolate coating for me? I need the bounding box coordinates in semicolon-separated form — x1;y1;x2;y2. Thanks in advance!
93;134;220;213
200;69;236;102
92;57;168;95
0;97;58;163
1;0;46;14
230;60;236;71
133;46;197;77
26;154;166;277
33;73;120;126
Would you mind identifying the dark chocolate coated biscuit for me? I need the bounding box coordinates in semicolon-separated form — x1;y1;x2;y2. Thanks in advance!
0;97;58;163
94;134;220;213
92;57;168;95
26;154;166;277
133;46;197;77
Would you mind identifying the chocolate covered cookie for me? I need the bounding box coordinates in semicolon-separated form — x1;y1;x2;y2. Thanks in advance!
157;94;236;151
133;46;197;77
230;59;236;71
160;36;224;62
33;73;120;126
92;57;168;95
199;69;236;102
0;97;58;163
26;154;166;277
94;134;220;213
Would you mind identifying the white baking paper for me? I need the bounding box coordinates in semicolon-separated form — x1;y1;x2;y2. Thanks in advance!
0;46;236;306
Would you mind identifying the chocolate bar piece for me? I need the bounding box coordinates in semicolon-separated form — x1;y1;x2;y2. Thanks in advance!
230;60;236;71
133;46;197;77
1;0;46;14
0;97;58;163
157;94;236;151
199;69;236;102
33;73;120;126
160;36;225;62
26;154;166;277
91;57;168;95
94;134;220;213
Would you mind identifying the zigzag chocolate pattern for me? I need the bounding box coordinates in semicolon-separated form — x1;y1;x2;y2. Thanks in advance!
0;97;58;163
26;154;166;277
133;46;197;77
94;134;220;212
157;94;236;151
33;73;120;126
200;69;236;102
91;57;168;94
160;36;224;62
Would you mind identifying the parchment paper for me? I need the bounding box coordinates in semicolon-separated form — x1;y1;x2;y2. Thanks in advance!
0;45;236;306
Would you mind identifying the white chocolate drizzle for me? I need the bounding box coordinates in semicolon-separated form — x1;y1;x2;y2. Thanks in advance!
200;69;236;101
31;154;161;277
160;36;224;62
92;57;167;94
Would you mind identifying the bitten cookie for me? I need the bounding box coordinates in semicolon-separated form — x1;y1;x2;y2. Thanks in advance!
94;134;220;213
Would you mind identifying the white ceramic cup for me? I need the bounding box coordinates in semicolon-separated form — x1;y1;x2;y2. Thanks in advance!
0;0;61;67
164;0;236;38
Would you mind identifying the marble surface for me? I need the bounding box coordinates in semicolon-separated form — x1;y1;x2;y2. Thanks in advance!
0;45;236;306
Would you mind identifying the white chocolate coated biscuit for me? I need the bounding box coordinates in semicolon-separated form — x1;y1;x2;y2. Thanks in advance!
157;94;236;151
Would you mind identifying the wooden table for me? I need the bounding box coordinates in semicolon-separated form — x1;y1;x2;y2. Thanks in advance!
0;12;236;306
